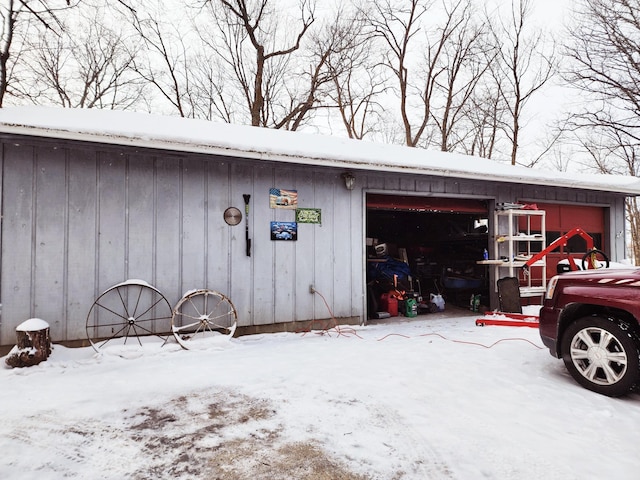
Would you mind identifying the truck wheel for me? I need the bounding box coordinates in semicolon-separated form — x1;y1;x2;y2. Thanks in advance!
561;315;640;397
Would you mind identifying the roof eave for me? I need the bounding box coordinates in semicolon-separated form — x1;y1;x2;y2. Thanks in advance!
1;123;639;196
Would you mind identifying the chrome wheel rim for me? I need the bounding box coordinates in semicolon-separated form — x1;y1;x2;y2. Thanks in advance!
570;327;628;386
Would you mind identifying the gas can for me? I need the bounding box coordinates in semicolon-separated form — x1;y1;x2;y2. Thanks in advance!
405;298;418;317
380;293;399;316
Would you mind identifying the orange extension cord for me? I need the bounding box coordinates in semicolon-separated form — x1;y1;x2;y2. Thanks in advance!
302;289;543;349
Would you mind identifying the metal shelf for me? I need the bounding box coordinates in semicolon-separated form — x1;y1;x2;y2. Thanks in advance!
493;208;546;297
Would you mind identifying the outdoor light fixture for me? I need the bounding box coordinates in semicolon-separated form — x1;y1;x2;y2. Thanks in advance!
342;172;356;190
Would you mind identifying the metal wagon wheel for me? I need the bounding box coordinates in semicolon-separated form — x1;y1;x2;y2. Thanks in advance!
171;289;238;349
86;280;173;352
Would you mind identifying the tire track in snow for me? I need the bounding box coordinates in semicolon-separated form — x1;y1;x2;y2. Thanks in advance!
367;401;455;479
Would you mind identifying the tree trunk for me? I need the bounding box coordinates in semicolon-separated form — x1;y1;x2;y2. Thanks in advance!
5;319;52;368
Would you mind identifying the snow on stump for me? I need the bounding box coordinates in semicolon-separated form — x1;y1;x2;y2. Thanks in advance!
5;318;52;368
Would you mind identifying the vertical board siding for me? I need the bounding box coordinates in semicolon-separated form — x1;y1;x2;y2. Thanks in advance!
97;151;127;293
33;146;66;340
154;157;182;300
1;144;35;343
272;167;296;326
313;173;336;317
293;171;315;320
0;138;629;346
610;198;626;260
350;185;365;318
251;167;276;326
126;154;155;281
66;149;98;339
333;178;354;318
228;163;254;326
181;158;207;295
399;176;416;192
126;153;164;333
206;161;232;298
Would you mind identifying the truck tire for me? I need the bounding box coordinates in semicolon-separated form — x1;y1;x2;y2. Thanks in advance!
561;315;640;397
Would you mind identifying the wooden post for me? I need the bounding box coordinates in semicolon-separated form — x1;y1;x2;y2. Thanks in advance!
5;318;52;368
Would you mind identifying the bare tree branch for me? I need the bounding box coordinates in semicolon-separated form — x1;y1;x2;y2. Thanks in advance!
17;3;145;109
489;0;556;165
0;0;77;107
210;0;317;127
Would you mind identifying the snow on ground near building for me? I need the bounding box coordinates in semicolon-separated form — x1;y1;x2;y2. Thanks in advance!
2;309;640;479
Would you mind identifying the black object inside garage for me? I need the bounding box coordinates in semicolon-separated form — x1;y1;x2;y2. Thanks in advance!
366;194;490;315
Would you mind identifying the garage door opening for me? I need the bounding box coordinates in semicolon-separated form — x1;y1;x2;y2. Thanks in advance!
366;194;490;319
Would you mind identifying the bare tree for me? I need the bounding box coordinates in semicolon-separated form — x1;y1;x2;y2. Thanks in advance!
308;6;387;139
129;7;194;117
16;4;144;109
0;0;76;107
364;0;494;150
564;0;640;152
187;50;235;122
364;0;433;147
489;0;556;165
462;81;507;159
590;136;640;263
430;0;495;152
189;2;254;123
328;49;388;140
563;0;640;263
279;16;335;131
196;0;326;129
627;197;640;263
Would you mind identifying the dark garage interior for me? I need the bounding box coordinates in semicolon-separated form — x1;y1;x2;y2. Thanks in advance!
366;194;490;318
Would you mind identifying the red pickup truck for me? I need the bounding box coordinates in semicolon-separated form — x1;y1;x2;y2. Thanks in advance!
539;268;640;397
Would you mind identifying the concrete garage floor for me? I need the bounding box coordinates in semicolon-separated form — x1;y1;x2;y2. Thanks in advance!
366;303;481;326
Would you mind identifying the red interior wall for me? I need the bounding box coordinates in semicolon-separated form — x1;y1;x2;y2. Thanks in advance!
540;204;604;232
520;202;605;278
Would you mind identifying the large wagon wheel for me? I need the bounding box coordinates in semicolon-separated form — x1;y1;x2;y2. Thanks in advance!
171;289;237;349
86;280;173;352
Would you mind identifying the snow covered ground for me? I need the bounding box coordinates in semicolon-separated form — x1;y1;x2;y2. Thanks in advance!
2;308;640;479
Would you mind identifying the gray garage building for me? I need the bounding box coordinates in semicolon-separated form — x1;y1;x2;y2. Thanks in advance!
0;106;639;349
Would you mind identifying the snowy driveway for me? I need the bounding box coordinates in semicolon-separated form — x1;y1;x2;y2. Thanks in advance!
2;313;640;479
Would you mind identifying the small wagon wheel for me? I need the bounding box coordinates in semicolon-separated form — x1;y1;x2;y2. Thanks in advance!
86;280;173;352
171;289;238;349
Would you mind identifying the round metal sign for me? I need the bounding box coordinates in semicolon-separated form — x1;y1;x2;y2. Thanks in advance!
223;207;243;226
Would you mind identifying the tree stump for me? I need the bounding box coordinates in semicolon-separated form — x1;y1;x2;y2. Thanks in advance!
5;318;52;368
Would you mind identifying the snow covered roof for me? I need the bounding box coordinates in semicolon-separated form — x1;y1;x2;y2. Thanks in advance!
0;106;638;195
